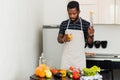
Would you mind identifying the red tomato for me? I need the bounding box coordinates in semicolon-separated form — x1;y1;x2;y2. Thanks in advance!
51;69;59;75
69;66;74;71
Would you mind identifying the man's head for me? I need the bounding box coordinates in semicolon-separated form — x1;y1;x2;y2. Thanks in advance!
67;1;80;21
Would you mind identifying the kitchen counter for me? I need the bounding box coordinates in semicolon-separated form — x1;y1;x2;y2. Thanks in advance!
86;53;120;62
86;54;120;69
30;74;102;80
30;74;73;80
87;57;120;62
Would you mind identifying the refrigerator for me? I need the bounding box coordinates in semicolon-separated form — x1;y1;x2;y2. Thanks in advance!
42;25;63;68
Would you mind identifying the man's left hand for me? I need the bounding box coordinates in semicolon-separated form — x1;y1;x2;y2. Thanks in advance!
88;26;94;36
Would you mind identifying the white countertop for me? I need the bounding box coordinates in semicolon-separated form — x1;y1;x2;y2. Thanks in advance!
86;53;120;62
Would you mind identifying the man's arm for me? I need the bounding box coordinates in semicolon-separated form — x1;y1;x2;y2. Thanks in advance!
57;33;64;43
87;26;94;44
57;33;70;44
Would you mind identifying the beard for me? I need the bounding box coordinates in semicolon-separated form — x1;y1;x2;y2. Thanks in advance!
70;16;79;23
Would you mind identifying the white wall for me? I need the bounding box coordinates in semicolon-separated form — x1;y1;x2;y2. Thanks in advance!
43;0;68;25
0;0;43;80
85;24;120;54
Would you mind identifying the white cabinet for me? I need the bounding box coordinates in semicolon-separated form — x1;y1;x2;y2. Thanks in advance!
77;0;115;24
78;0;98;4
77;0;119;24
80;4;99;24
76;0;99;24
98;0;120;24
116;0;120;24
98;0;115;24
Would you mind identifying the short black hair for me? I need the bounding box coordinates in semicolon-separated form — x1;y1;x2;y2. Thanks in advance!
67;1;80;11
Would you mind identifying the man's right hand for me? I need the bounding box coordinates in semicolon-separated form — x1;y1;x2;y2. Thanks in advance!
63;34;71;42
57;33;72;43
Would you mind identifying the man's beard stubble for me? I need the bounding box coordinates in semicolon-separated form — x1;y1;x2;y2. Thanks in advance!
70;16;79;23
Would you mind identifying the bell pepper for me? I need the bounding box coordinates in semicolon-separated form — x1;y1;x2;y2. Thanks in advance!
73;71;80;79
59;70;66;77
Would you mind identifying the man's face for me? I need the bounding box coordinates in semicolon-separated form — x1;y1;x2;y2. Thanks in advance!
67;8;79;21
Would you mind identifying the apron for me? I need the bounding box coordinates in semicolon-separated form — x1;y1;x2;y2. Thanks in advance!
61;18;86;70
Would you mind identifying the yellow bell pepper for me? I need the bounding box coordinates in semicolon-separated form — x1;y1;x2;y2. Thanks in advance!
67;34;72;41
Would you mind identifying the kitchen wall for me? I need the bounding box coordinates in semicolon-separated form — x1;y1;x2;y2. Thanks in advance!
85;24;120;54
0;0;43;80
43;0;68;25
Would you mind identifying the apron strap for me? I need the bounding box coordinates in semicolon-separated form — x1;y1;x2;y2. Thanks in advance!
80;17;83;30
66;20;70;29
66;18;83;30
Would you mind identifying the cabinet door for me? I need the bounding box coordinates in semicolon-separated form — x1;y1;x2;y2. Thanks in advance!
80;4;99;24
76;0;99;24
116;0;120;24
78;0;98;4
98;0;115;24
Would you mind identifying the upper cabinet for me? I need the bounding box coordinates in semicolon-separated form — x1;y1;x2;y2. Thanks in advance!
98;0;115;24
77;0;99;24
77;0;120;24
115;0;120;24
78;0;98;4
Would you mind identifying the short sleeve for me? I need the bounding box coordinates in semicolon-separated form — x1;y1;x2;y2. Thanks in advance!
59;21;67;35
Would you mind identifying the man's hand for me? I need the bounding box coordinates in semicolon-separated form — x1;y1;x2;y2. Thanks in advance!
87;26;94;44
63;34;71;42
57;33;71;43
88;26;94;36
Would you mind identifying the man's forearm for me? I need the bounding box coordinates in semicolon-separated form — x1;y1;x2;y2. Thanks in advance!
57;33;64;44
87;35;94;44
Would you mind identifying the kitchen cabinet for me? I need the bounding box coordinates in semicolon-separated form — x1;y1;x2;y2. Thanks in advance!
78;0;98;4
98;0;115;24
80;4;99;24
99;0;120;24
77;0;115;24
115;0;120;24
77;0;99;24
77;0;120;24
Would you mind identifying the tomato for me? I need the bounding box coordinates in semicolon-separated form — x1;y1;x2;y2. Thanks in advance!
69;66;74;71
51;69;59;75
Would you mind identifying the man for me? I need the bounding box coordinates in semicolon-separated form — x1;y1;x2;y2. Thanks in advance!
57;1;94;69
